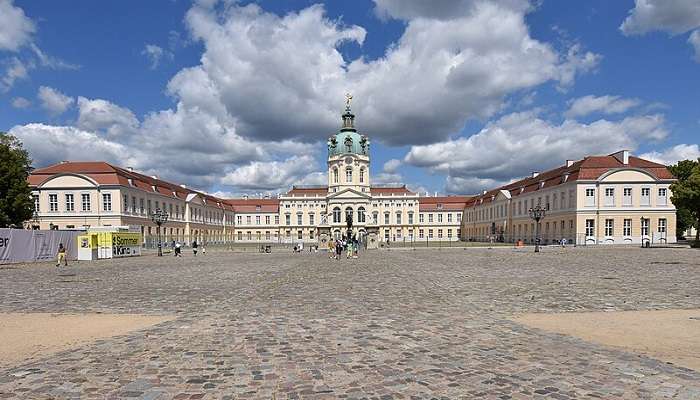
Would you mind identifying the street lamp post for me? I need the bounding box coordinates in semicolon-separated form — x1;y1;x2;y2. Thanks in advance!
528;205;546;253
640;216;646;248
150;208;169;256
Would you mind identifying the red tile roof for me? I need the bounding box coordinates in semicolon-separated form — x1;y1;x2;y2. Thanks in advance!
418;196;472;211
286;186;328;196
370;185;414;195
223;198;280;213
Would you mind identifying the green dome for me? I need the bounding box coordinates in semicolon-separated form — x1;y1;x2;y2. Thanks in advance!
327;110;370;157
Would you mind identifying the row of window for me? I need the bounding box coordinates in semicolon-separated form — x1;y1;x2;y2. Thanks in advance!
38;193;109;213
124;195;232;225
586;187;667;207
233;209;464;226
585;218;666;237
331;166;366;184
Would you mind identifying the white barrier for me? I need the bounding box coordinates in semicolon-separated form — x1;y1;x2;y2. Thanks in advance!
0;228;81;265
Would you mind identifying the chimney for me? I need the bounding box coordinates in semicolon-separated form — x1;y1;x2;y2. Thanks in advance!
243;194;249;201
565;160;574;167
482;190;487;195
180;184;187;189
151;175;158;180
434;191;438;197
61;160;69;164
532;171;539;178
612;150;630;165
127;166;134;172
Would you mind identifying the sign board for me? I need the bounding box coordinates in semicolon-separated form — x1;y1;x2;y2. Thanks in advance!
95;232;142;258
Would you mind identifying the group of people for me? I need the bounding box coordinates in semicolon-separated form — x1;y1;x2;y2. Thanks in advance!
172;240;205;257
327;237;361;260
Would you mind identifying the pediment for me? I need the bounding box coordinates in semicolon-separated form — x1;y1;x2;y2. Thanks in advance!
327;188;371;200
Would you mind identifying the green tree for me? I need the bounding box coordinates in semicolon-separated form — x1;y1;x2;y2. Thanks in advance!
670;158;700;242
669;159;699;238
0;133;34;228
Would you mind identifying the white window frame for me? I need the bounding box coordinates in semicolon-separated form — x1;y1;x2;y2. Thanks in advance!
65;193;74;212
49;193;58;212
604;188;615;206
102;193;112;212
585;187;595;207
622;187;632;206
81;193;91;212
604;219;614;237
623;219;632;236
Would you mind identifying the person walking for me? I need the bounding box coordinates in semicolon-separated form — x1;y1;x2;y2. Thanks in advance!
328;240;335;259
192;240;198;256
56;243;68;268
174;241;182;257
335;239;342;260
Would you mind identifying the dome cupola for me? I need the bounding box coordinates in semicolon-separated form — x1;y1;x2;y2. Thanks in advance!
328;94;370;157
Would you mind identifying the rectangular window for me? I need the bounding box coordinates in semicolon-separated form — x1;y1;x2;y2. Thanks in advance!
457;213;461;222
139;198;144;214
309;214;315;225
384;213;390;224
657;188;667;205
605;219;614;236
396;212;402;224
623;219;632;236
309;230;315;239
256;215;261;225
408;213;414;224
438;213;443;223
123;194;128;212
297;214;303;225
418;229;425;238
419;214;424;223
265;215;271;224
236;215;242;225
175;205;179;219
275;215;280;224
265;231;271;240
447;229;452;238
585;188;595;206
428;213;433;223
604;188;614;206
428;229;434;239
437;229;443;238
147;199;152;214
247;232;252;240
65;194;74;212
623;187;632;206
49;194;58;212
237;232;243;240
81;193;91;211
246;216;252;225
102;193;112;211
641;218;649;236
658;218;666;233
297;230;303;239
33;194;40;212
285;214;291;225
585;219;595;237
641;187;651;206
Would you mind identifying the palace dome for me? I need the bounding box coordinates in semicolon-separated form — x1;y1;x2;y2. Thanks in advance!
328;107;370;157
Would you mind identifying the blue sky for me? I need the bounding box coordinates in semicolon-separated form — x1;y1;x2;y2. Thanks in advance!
2;0;699;196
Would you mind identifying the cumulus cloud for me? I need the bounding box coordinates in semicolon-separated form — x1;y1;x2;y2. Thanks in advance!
382;159;402;174
142;44;172;69
221;155;322;191
177;1;599;146
0;0;35;52
620;0;700;35
565;95;641;118
1;57;27;91
373;0;530;21
11;96;30;108
372;158;403;185
640;144;700;165
37;86;74;115
76;97;139;136
689;29;700;62
405;110;669;193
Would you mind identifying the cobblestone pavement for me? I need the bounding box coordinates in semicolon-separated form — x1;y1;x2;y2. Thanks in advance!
1;246;699;399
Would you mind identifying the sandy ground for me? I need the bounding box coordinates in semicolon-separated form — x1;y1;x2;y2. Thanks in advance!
512;309;700;371
0;313;174;367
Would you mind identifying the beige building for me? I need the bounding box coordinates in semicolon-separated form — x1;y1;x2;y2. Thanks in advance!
27;162;236;246
27;104;677;248
463;150;677;245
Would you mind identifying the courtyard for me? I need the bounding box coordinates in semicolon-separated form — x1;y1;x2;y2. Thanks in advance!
0;247;699;399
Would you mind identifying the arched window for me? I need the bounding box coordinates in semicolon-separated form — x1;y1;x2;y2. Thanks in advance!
333;168;338;184
359;167;365;183
333;207;341;223
357;206;366;223
346;167;353;183
345;206;353;223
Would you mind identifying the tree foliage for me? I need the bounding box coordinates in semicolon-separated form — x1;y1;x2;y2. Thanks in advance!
670;158;700;242
0;133;34;228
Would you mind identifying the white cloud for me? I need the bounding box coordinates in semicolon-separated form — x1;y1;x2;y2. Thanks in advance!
565;95;641;118
142;44;172;69
689;29;700;62
1;57;27;91
11;96;30;108
405;110;669;193
640;144;700;165
373;0;531;20
620;0;700;36
382;159;402;174
76;97;139;136
37;86;74;115
176;1;599;146
8;123;132;166
221;155;322;191
446;176;507;195
0;0;35;52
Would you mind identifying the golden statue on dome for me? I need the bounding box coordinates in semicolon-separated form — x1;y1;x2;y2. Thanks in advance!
345;93;353;110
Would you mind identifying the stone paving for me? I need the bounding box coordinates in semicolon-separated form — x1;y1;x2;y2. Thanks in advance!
0;246;699;399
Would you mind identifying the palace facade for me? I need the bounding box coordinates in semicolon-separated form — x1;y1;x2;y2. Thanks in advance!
26;103;677;246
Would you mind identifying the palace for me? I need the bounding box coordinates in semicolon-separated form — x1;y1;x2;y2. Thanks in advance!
26;100;677;247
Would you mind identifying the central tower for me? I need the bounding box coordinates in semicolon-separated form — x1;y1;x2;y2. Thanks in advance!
327;94;370;193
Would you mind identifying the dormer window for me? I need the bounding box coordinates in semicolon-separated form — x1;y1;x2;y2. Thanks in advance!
437;203;443;209
151;185;157;192
255;205;261;211
562;173;570;183
519;187;524;194
172;191;177;197
539;181;545;189
127;178;134;186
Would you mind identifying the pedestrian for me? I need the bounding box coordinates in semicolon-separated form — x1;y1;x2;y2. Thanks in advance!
175;241;182;257
335;239;342;260
192;240;198;256
328;240;335;259
347;240;353;259
202;246;206;255
56;243;68;268
561;237;567;248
